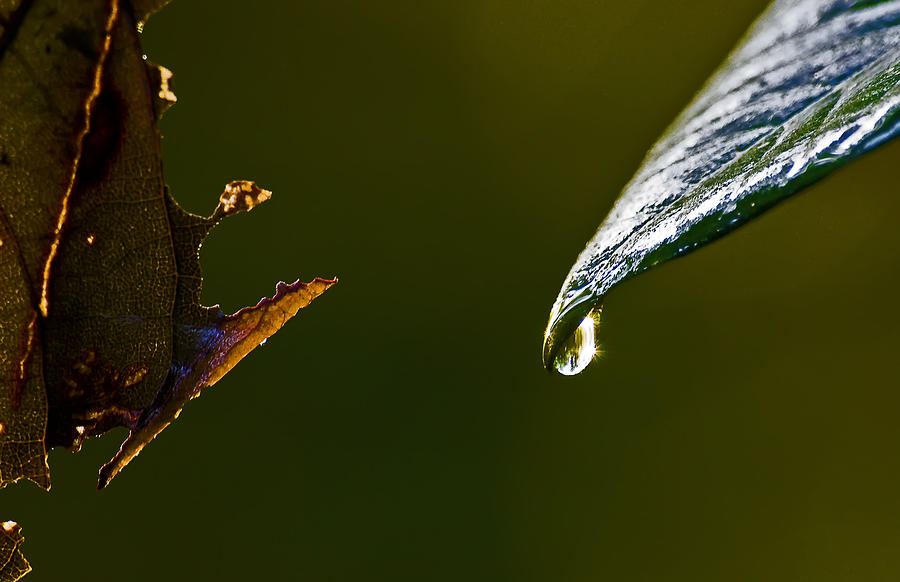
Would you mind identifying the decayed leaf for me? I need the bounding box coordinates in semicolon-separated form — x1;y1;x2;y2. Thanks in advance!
0;0;118;490
0;1;335;577
0;522;30;582
543;0;900;373
0;0;334;524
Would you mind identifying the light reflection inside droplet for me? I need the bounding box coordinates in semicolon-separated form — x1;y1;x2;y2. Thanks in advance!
553;311;599;376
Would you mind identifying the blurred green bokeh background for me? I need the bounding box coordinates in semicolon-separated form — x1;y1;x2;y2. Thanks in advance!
6;0;900;580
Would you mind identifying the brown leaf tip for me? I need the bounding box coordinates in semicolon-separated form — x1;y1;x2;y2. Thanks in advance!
216;180;272;217
95;276;336;489
205;277;337;386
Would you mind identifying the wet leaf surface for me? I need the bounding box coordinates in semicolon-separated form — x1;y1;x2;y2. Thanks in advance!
543;0;900;372
0;0;334;576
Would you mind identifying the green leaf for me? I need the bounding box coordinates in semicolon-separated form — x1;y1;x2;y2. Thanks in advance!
0;1;334;573
543;0;900;374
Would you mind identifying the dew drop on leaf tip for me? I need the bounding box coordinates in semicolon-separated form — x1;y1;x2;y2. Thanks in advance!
552;310;600;376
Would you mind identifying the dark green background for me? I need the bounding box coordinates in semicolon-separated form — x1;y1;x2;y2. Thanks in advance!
7;0;900;579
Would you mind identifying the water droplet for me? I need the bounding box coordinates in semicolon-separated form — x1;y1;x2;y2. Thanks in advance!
553;310;599;376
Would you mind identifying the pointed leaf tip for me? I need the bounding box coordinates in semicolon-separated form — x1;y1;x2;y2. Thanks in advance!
205;277;337;387
97;277;336;489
